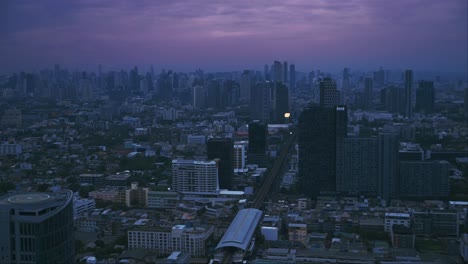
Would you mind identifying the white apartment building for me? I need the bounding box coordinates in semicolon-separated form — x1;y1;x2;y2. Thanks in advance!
172;160;219;194
128;224;214;257
384;212;411;233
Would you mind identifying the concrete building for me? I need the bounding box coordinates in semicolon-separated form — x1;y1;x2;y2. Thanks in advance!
172;160;219;195
0;142;22;156
146;191;179;209
233;141;248;173
399;160;449;198
128;224;214;257
288;223;308;245
391;225;415;249
385;212;411;233
412;209;459;236
0;190;75;264
79;173;104;186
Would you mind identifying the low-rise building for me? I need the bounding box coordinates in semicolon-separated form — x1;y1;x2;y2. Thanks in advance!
384;212;411;233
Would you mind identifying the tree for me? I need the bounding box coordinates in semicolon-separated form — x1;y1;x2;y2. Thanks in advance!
0;181;15;193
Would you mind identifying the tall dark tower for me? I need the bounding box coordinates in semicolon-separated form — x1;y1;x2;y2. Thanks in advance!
378;132;399;202
404;69;413;118
298;104;347;198
289;64;296;91
248;121;267;166
283;61;288;83
320;78;339;107
415;80;435;115
250;82;272;122
274;82;290;123
207;138;234;189
364;78;373;110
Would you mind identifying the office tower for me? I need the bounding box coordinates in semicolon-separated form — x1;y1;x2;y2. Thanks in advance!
382;86;405;114
319;78;339;107
273;61;283;83
172;160;219;194
283;61;288;83
399;160;449;198
273;82;290;123
336;137;378;195
264;64;270;81
250;82;272;122
192;85;206;108
342;68;350;90
248;121;267;166
157;71;173;102
378;132;399;201
207;138;234;189
234;141;248;173
404;69;413;118
206;80;221;109
240;70;252;101
363;78;373;110
465;88;468;121
289;64;296;91
298;105;347;198
0;190;75;263
373;67;385;87
220;79;239;107
415;81;435;115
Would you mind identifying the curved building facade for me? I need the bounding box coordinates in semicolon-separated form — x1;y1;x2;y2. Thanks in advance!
0;190;75;264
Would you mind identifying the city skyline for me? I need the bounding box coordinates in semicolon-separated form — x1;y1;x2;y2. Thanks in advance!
1;0;467;73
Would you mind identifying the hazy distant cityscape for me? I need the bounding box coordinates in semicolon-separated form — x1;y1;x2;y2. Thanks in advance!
0;1;467;264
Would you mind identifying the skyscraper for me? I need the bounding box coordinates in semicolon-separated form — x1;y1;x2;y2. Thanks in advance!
336;137;379;195
250;82;272;122
373;67;385;87
264;64;270;81
415;80;435;115
298;104;347;198
363;78;373;110
378;132;399;202
404;69;413;118
207;137;234;189
273;61;283;83
0;190;75;263
320;78;339;107
248;121;267;166
289;64;296;92
273;82;289;123
283;61;288;83
240;70;252;101
342;68;350;90
399;160;449;198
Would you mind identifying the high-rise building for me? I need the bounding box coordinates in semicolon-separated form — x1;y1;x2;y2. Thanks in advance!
283;61;288;83
363;78;373;110
0;190;75;264
172;160;219;194
381;86;405;114
234;141;248;173
319;78;339;107
378;132;399;201
336;137;379;195
415;80;435;115
298;105;347;198
399;160;449;198
289;64;296;91
264;64;270;81
273;82;289;123
404;69;413;118
373;67;385;88
273;61;283;83
248;121;267;166
240;70;252;101
207;138;234;189
250;82;272;122
192;85;206;108
342;68;350;90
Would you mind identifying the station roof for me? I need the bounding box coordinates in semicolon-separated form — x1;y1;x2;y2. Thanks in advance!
216;208;262;251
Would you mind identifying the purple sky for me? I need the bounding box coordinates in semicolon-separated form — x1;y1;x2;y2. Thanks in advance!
0;0;467;73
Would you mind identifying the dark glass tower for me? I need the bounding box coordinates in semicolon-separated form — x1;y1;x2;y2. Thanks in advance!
0;190;75;264
274;82;289;123
298;105;347;198
404;69;413;118
207;137;234;189
415;80;435;115
248;121;267;166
